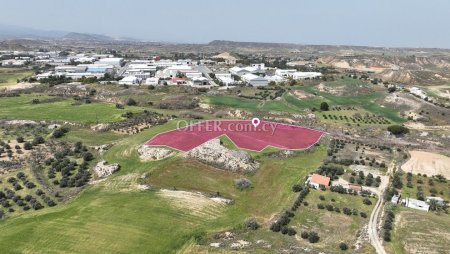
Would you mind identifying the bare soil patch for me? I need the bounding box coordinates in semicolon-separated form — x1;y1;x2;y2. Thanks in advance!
401;150;450;178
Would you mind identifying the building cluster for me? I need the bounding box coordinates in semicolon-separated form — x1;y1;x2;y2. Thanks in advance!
1;50;323;88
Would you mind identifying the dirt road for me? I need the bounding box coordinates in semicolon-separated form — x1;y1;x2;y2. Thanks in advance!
367;160;395;254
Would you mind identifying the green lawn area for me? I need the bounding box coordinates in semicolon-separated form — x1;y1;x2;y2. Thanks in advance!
0;68;33;87
0;94;144;124
0;120;328;253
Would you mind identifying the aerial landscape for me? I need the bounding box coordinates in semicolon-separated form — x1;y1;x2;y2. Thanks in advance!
0;0;449;253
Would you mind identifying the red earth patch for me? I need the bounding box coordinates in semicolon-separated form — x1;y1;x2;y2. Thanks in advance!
145;120;325;152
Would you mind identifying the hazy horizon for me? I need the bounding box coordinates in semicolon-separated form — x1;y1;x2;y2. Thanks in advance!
0;0;449;48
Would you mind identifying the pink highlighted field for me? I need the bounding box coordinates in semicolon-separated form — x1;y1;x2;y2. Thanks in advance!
145;120;325;152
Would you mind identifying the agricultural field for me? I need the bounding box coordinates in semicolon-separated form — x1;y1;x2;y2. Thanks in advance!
0;94;144;124
385;207;450;254
0;68;33;88
288;189;376;253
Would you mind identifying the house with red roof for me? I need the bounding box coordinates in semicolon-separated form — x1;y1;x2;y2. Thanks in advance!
308;174;331;189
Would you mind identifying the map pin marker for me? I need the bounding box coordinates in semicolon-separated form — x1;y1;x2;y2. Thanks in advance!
252;118;261;128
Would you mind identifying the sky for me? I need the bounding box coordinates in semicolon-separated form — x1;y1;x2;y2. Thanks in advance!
0;0;449;48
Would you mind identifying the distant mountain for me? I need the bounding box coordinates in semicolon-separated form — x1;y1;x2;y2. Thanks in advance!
61;32;116;42
0;24;140;42
0;24;67;39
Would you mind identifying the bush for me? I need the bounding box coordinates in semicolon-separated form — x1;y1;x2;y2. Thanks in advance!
363;198;372;205
300;231;309;239
32;136;45;146
23;142;33;150
339;242;348;250
244;218;260;230
125;98;137;106
234;178;252;190
287;228;297;236
52;129;65;138
308;231;320;243
16;136;24;143
292;184;303;192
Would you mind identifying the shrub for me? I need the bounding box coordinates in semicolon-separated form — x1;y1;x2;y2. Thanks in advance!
308;231;320;243
292;184;303;192
363;198;372;205
125;98;137;106
339;242;348;250
287;228;297;236
23;142;33;150
16;136;24;143
244;218;260;230
234;178;252;190
300;231;309;239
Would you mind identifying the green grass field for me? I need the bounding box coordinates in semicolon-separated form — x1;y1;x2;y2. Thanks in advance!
0;121;328;253
201;95;299;113
61;128;128;146
0;68;33;87
0;94;144;124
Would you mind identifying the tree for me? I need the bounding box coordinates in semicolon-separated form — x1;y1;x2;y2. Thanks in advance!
320;102;330;111
387;125;409;135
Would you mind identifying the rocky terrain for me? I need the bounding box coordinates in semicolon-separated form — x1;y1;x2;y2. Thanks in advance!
94;160;120;178
184;139;259;173
137;146;175;161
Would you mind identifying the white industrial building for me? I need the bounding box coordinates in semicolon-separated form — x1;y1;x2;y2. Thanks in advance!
266;75;285;83
241;73;268;86
145;77;159;85
275;69;297;77
215;72;234;85
190;77;209;86
402;198;430;212
119;76;140;85
96;57;124;67
292;72;322;80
